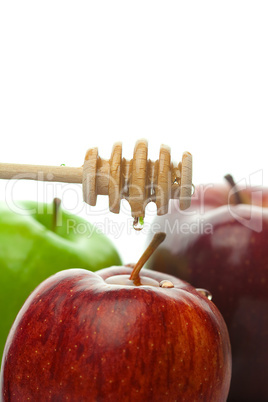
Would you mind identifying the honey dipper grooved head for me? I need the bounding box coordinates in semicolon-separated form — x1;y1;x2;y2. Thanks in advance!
82;140;192;218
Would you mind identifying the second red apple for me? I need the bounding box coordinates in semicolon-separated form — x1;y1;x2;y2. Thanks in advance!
147;181;268;402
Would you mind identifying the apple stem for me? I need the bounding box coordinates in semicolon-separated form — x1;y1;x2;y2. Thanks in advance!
52;197;61;232
129;232;166;285
224;174;243;204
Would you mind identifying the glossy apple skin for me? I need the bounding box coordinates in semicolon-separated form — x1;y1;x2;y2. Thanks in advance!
0;200;121;360
186;182;268;211
147;194;268;402
1;267;231;402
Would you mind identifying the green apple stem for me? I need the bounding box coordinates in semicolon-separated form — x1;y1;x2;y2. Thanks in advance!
224;174;244;204
129;232;166;285
52;197;61;232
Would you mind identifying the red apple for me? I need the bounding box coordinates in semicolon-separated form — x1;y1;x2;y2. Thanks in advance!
0;233;231;402
147;179;268;402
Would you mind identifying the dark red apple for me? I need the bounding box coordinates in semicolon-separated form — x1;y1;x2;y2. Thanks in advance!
147;179;268;402
0;233;231;402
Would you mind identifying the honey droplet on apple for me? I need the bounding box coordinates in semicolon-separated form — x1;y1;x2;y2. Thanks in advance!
196;288;212;300
133;216;144;231
159;280;174;288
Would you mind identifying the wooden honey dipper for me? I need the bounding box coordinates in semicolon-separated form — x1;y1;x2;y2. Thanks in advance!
0;139;192;219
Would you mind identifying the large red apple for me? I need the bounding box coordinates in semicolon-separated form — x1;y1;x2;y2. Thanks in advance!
0;233;231;402
147;179;268;402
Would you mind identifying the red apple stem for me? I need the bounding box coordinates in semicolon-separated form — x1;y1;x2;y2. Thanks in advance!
52;197;61;232
129;232;166;285
224;174;243;204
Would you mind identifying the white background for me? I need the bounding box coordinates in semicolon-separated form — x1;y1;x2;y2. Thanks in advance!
0;1;267;264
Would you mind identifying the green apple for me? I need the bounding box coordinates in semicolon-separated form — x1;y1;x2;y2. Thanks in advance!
0;199;121;359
